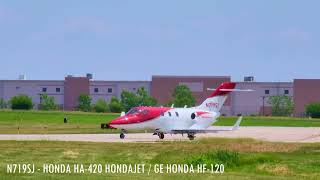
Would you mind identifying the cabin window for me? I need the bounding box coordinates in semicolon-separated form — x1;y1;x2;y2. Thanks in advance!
168;112;172;117
175;112;179;117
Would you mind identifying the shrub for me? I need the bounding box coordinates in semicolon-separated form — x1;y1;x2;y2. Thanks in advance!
268;95;294;116
94;99;109;113
0;98;7;109
39;94;57;110
305;103;320;118
109;97;123;113
10;94;33;110
78;93;92;112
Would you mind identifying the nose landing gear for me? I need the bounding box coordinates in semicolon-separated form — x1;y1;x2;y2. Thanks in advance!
119;129;126;139
187;133;195;140
120;133;125;139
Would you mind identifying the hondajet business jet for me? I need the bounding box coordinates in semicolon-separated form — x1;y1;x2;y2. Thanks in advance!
107;82;248;140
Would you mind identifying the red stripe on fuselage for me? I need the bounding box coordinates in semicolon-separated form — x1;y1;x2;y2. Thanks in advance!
109;107;171;125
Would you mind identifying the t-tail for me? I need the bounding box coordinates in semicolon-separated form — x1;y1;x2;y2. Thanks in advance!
198;82;236;112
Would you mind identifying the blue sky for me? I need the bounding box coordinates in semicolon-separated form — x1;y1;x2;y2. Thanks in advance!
0;1;319;81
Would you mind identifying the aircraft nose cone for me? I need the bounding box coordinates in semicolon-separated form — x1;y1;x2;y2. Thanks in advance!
109;116;130;125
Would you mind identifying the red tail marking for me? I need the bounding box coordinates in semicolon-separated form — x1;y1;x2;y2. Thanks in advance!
209;82;236;97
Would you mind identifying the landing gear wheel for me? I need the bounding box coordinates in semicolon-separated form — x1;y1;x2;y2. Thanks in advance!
158;132;164;139
187;134;195;140
120;133;125;139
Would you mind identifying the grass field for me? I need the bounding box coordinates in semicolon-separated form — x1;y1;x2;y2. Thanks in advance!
0;138;319;179
0;110;320;134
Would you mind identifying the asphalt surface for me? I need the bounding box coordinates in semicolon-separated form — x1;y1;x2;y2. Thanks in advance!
0;126;319;143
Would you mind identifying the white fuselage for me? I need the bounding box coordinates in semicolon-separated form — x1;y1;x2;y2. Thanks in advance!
111;108;220;133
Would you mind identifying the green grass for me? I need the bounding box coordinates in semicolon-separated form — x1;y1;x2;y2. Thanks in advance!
0;110;119;134
0;138;319;179
215;116;320;127
0;110;320;134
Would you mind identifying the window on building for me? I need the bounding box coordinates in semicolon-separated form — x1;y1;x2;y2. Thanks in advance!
175;112;179;117
16;86;20;90
265;90;270;95
56;88;61;93
284;90;289;95
133;88;136;91
168;112;172;117
42;88;47;93
94;88;99;93
108;88;112;93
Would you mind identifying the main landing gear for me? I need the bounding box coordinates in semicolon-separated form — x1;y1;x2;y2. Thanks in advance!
158;132;164;139
153;130;165;139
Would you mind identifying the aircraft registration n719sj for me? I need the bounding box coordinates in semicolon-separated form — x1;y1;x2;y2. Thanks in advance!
107;82;250;140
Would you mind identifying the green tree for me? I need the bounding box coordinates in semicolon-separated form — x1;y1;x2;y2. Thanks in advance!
120;87;157;112
39;94;57;110
109;97;123;113
78;93;92;112
121;91;140;112
167;85;196;107
10;94;33;110
268;95;294;116
136;87;157;107
0;98;7;109
305;103;320;118
94;99;109;113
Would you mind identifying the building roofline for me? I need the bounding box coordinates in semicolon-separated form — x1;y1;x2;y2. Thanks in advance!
152;75;231;79
235;81;293;84
90;80;151;83
0;80;64;83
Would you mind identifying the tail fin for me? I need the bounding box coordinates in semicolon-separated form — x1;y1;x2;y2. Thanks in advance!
198;82;236;112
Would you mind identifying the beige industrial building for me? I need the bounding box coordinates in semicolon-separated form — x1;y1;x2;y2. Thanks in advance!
0;75;319;116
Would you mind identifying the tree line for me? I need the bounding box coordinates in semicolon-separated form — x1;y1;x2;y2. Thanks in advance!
0;85;196;113
1;85;320;118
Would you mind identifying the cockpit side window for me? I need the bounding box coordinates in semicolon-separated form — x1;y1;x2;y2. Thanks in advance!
126;108;139;115
168;112;172;117
142;109;150;115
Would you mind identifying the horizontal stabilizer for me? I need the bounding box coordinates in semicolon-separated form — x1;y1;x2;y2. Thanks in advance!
171;116;242;134
207;88;254;92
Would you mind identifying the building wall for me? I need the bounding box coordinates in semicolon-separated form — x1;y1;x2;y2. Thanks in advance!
294;79;320;116
64;77;90;110
0;80;64;108
89;81;150;104
151;75;231;115
231;82;293;116
2;76;318;117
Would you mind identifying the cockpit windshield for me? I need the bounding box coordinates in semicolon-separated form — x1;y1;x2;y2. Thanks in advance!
126;108;139;115
126;108;150;115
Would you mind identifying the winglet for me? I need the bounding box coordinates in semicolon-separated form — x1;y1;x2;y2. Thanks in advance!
232;116;242;131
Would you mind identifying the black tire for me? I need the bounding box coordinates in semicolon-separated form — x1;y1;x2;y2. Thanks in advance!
188;135;195;140
120;133;125;139
159;133;164;139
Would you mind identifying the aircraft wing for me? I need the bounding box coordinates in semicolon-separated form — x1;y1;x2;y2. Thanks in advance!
171;116;242;134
